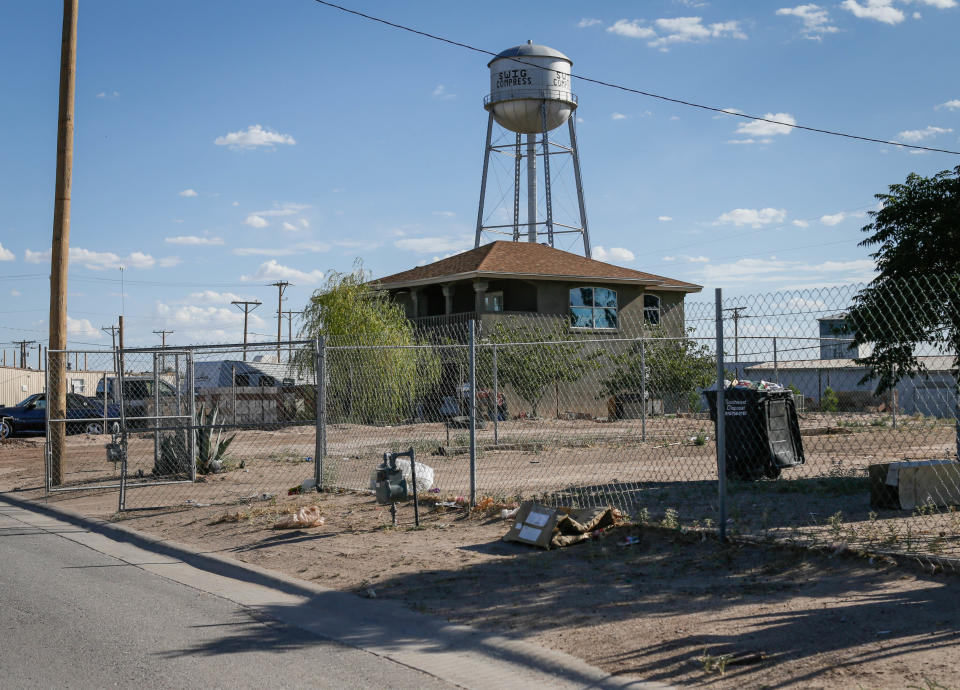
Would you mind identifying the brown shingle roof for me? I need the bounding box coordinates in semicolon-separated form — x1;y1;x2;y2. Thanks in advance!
375;241;701;292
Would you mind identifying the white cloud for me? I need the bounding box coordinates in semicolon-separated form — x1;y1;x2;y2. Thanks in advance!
684;255;710;263
26;247;156;270
233;247;295;257
247;202;310;220
912;0;956;8
67;317;101;339
282;222;297;231
187;291;246;305
607;19;657;38
776;4;840;37
592;246;635;263
156;301;267;342
96;90;119;99
792;219;810;227
611;112;628;120
394;236;471;254
896;125;953;142
648;17;747;48
11;290;21;297
734;112;797;138
241;260;324;284
432;85;456;100
658;216;673;222
578;18;603;27
695;257;876;286
245;214;269;228
214;124;295;150
715;208;787;227
840;0;905;24
299;218;309;229
661;256;677;262
178;188;198;198
158;257;181;268
820;212;847;225
433;211;456;218
164;235;224;246
0;242;14;261
936;99;960;110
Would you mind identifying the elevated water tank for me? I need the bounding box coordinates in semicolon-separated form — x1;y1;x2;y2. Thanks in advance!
485;41;576;134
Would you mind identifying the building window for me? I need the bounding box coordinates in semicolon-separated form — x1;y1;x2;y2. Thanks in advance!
484;291;504;312
644;294;661;326
70;378;85;394
570;287;618;329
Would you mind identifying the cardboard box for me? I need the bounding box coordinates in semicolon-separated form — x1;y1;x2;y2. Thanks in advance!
502;502;560;548
869;459;960;510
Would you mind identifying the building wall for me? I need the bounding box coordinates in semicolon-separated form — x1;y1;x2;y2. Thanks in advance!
0;367;113;407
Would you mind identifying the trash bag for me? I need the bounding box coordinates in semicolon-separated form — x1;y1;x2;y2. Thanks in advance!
273;505;324;529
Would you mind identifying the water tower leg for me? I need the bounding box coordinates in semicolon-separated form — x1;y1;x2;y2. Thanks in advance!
474;112;495;248
540;102;554;247
526;133;537;242
512;133;521;241
568;117;591;259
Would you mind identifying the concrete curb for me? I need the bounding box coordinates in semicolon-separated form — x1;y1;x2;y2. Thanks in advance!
0;493;669;689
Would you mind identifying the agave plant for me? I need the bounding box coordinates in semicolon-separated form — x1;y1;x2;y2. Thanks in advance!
196;403;237;474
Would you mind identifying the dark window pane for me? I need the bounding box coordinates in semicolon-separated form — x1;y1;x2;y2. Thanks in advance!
570;307;593;328
595;288;617;308
569;287;593;307
595;308;618;329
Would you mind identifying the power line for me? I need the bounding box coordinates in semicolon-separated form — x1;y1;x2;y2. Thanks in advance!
310;0;960;156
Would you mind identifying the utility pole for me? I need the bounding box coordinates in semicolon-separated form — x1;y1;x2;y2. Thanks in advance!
102;324;119;372
13;340;36;369
48;0;78;486
153;329;173;374
281;310;303;363
723;307;747;364
231;300;262;361
270;281;290;363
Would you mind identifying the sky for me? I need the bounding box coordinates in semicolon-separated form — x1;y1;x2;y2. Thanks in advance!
1;0;959;351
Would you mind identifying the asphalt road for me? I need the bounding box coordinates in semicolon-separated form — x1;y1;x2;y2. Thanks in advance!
0;507;452;689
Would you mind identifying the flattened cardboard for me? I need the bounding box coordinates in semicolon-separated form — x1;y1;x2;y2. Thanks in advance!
503;502;559;548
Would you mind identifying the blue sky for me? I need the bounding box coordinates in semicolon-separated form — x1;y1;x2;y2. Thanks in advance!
1;0;959;349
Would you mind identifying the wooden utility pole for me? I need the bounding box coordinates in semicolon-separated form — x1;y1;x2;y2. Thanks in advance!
281;310;303;363
48;0;78;486
269;282;290;362
102;324;119;372
231;300;261;361
723;307;747;363
13;341;36;369
153;329;173;348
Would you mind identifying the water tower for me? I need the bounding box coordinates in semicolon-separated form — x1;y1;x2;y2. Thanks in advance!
474;41;592;257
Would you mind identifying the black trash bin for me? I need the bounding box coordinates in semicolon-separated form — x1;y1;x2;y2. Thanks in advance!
704;387;805;480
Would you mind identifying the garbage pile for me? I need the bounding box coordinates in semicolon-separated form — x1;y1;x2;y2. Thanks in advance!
728;379;785;392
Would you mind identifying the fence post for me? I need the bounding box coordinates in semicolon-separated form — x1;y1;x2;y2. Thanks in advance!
492;343;499;446
773;336;779;384
469;319;477;507
153;353;160;474
640;338;647;442
188;352;197;482
715;288;727;543
44;354;51;493
315;336;326;490
232;364;237;426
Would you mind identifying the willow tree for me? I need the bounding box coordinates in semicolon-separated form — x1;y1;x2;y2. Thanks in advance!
296;263;440;424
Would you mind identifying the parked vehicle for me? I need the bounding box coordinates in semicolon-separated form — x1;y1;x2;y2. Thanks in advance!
94;376;179;428
0;393;121;439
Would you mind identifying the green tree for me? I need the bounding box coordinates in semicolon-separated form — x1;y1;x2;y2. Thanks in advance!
820;387;839;414
295;263;440;424
482;318;597;418
846;166;960;393
601;328;715;413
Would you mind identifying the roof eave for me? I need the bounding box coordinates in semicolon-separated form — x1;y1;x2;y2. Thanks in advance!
374;270;701;292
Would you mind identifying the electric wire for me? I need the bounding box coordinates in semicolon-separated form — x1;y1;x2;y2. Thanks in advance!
310;0;960;156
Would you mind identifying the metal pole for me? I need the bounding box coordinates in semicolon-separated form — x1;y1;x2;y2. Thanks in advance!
474;111;495;248
773;336;779;384
232;364;237;426
153;353;160;473
492;343;499;445
891;365;897;429
117;315;127;511
44;354;51;493
567;117;591;258
715;288;727;543
526;133;537;242
468;320;477;506
48;0;78;487
315;336;326;490
540;103;554;247
188;352;197;482
640;338;647;442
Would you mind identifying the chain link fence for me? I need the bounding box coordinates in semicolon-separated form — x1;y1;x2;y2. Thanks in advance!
37;276;960;569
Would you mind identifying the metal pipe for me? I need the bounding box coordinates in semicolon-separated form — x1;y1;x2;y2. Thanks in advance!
153;353;160;474
567;116;591;258
117;315;128;511
315;336;326;490
188;352;197;482
640;338;647;442
526;132;537;242
492;343;499;445
474;111;494;248
715;288;727;543
540;103;554;246
468;319;477;506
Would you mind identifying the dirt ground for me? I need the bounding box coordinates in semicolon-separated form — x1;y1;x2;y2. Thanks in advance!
1;436;957;688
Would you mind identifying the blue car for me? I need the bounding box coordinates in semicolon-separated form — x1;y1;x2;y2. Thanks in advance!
0;393;121;439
